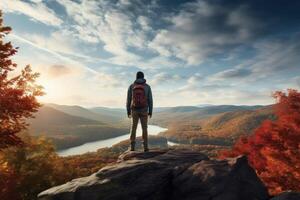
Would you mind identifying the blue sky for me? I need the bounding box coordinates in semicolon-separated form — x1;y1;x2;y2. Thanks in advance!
1;0;300;107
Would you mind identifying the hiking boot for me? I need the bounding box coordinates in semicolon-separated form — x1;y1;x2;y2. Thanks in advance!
143;141;149;152
130;141;135;151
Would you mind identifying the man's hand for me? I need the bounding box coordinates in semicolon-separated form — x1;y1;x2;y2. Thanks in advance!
148;113;152;118
128;114;132;118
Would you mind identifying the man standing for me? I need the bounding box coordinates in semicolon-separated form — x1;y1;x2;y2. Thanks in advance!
126;71;153;152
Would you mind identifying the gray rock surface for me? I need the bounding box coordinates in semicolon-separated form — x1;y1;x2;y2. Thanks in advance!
172;156;268;200
38;148;272;200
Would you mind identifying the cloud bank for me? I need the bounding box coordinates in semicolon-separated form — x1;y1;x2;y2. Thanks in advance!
2;0;300;106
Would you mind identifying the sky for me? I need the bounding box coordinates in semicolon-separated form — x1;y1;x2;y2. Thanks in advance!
1;0;300;107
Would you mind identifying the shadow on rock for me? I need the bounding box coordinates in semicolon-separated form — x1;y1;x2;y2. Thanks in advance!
38;148;292;200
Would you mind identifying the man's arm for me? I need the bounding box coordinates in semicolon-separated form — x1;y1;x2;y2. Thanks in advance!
126;85;132;117
148;85;153;117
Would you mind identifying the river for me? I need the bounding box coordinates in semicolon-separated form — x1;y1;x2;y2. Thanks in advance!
58;125;174;156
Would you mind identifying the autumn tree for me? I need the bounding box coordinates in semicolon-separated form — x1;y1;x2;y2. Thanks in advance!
0;134;75;200
0;134;121;200
0;11;43;148
220;89;300;195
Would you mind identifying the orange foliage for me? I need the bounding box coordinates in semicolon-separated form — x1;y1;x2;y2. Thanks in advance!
0;135;75;200
0;134;120;200
220;89;300;194
62;148;118;177
0;11;44;148
0;159;19;200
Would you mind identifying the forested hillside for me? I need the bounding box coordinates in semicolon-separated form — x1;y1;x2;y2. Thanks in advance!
151;105;265;126
28;106;129;149
47;104;126;124
160;106;274;146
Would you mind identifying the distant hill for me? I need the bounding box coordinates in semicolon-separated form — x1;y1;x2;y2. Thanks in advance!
89;107;128;126
151;105;267;126
29;104;272;150
159;106;275;146
47;103;125;124
28;106;128;150
163;106;201;113
30;106;104;127
196;104;215;107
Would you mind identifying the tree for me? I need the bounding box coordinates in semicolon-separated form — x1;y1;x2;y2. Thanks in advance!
0;134;75;200
0;11;44;148
220;89;300;195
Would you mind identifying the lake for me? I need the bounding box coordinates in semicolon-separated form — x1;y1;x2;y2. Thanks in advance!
58;124;170;156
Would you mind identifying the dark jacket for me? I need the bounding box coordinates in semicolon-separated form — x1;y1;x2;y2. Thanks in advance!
126;78;153;115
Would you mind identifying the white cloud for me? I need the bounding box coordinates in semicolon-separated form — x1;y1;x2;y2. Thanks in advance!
219;35;300;83
187;73;203;84
137;16;152;31
150;72;185;85
249;37;300;76
23;31;76;55
210;68;252;81
149;0;263;65
92;72;122;88
173;83;272;106
8;32;112;74
47;64;80;79
56;0;150;65
0;0;62;26
4;0;300;107
164;69;274;106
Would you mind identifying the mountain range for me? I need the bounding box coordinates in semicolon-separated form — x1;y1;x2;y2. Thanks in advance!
151;104;266;126
27;103;273;150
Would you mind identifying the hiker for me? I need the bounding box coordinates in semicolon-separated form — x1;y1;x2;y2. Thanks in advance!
126;71;153;152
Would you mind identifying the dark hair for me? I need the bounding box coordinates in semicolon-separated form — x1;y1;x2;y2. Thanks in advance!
136;71;144;79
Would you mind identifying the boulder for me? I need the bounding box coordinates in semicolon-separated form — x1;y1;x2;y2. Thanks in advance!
38;148;270;200
172;156;269;200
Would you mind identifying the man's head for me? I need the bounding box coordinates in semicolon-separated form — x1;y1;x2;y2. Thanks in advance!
136;71;144;79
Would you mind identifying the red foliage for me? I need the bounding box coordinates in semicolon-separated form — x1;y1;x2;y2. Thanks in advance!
0;11;44;148
220;89;300;194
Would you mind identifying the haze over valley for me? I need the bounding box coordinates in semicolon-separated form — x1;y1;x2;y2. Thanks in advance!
27;103;274;153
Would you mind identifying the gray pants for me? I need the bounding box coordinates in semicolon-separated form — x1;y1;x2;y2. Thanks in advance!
130;110;148;147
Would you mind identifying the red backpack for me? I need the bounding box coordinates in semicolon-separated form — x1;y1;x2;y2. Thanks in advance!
131;83;148;109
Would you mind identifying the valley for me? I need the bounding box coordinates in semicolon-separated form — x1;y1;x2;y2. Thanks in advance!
27;105;129;150
27;103;274;152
